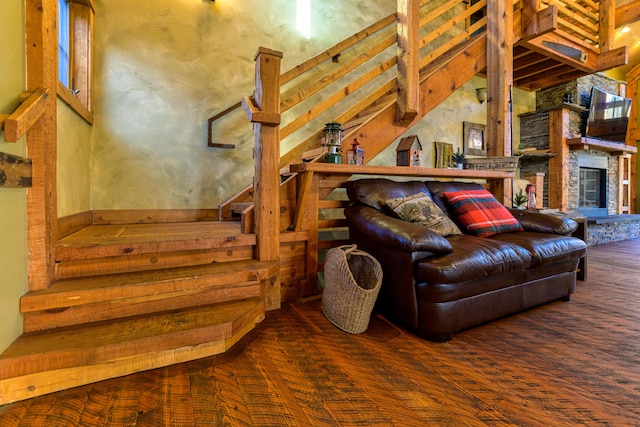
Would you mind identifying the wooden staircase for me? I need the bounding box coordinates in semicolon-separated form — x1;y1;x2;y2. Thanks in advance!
0;222;278;404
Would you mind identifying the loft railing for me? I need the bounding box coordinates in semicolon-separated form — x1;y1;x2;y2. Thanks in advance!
540;0;600;46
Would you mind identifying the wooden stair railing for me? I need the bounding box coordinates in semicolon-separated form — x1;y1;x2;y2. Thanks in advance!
218;0;494;222
2;88;50;143
216;0;619;220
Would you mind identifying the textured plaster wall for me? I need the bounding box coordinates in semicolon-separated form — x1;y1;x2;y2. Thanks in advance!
57;99;93;217
86;0;536;210
369;76;536;168
90;0;394;209
0;0;28;352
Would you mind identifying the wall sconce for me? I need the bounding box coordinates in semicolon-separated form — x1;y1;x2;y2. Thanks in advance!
476;87;487;104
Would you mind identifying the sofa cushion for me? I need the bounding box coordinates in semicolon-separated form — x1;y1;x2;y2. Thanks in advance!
345;179;428;211
443;189;523;237
424;181;486;216
415;235;532;284
489;232;587;267
385;192;462;237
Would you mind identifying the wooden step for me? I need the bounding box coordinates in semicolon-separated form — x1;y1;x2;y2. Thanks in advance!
0;298;264;405
55;221;255;261
54;221;256;280
22;259;279;332
55;245;256;280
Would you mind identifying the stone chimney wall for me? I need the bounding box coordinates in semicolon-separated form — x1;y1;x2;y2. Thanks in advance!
518;73;624;212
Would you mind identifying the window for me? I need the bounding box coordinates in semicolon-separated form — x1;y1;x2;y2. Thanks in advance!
57;0;94;123
58;0;70;87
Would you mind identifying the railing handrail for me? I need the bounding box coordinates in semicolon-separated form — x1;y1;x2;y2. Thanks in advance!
210;0;488;146
541;0;600;45
210;0;603;156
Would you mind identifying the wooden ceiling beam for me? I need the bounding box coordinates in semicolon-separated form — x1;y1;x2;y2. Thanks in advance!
514;59;565;80
513;51;553;70
615;0;640;28
517;67;587;91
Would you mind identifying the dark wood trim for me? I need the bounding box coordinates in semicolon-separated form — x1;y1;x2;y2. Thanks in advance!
57;210;93;239
57;209;221;238
91;209;220;225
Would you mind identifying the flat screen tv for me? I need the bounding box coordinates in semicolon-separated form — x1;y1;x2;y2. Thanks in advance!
584;87;632;142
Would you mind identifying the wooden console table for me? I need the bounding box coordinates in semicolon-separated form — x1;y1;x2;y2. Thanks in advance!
288;162;514;296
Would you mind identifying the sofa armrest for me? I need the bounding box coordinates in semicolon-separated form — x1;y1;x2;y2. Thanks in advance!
344;204;453;254
508;208;578;235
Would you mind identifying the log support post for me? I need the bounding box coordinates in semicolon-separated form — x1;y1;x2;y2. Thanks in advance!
395;0;419;126
486;0;514;206
599;0;614;53
521;0;540;38
26;0;58;291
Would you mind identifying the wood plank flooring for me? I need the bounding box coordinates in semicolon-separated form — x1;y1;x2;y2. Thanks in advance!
1;239;639;426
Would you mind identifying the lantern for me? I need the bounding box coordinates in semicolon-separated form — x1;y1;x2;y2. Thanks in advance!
526;184;537;210
322;122;343;164
346;138;365;165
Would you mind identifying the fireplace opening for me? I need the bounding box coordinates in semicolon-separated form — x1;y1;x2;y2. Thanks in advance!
577;154;608;216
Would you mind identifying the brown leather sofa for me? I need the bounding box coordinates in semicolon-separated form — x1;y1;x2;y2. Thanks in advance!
344;179;587;341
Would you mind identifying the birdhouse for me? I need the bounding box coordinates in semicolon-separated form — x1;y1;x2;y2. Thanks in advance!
396;135;422;166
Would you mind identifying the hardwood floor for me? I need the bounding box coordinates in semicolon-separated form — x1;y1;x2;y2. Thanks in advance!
1;239;639;426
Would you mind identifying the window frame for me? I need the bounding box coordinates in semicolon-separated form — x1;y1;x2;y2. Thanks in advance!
57;0;94;124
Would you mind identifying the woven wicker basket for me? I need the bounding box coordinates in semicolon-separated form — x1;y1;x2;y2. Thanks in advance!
464;156;520;171
322;245;383;334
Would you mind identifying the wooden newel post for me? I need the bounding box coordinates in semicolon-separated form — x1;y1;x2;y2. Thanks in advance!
242;47;283;309
243;47;282;261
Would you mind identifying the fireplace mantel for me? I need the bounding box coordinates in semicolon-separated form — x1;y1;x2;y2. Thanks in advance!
566;137;637;154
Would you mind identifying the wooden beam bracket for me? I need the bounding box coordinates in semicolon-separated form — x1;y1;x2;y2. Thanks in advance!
596;46;628;72
241;95;281;127
520;5;558;42
3;88;50;143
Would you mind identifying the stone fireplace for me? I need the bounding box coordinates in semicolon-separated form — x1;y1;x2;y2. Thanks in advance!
518;74;639;245
519;74;633;216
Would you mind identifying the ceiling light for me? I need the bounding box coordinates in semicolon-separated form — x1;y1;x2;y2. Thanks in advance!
620;26;630;33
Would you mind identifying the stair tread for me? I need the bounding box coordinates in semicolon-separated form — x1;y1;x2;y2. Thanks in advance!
22;259;278;312
56;222;255;260
0;298;264;380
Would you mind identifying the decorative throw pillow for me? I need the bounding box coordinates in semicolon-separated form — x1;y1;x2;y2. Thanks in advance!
442;189;523;237
385;192;462;236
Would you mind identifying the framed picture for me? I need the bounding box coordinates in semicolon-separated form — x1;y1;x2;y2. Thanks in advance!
463;121;486;156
